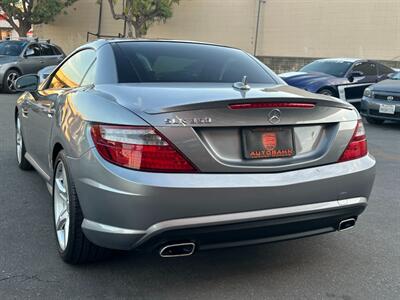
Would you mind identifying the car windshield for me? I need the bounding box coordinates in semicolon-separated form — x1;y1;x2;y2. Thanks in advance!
0;41;26;56
114;42;276;84
300;60;353;77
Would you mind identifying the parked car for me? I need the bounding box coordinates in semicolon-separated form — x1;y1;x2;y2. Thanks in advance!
0;40;64;93
280;58;394;102
14;40;375;264
361;71;400;124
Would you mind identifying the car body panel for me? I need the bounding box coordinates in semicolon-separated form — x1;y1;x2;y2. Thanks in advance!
15;40;376;253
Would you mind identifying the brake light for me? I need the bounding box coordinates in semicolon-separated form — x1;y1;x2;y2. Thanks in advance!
229;102;315;110
338;120;368;162
90;124;197;172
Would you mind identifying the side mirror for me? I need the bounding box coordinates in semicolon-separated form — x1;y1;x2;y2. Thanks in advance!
15;74;39;92
348;71;364;82
24;48;35;57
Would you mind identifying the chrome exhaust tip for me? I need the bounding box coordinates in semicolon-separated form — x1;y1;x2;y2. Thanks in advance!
159;242;196;258
338;218;356;232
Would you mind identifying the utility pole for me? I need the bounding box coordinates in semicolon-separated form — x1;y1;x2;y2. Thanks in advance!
254;0;266;56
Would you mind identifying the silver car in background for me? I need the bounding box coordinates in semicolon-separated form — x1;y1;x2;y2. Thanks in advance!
14;40;375;264
0;40;64;93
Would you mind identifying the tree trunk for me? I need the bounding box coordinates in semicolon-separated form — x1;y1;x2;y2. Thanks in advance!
16;21;31;37
134;26;142;38
126;20;134;38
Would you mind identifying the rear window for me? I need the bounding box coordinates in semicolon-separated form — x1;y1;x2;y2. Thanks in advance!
52;45;63;55
41;44;55;56
113;42;276;84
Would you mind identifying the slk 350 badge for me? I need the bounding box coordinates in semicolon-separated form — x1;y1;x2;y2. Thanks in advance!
165;117;212;125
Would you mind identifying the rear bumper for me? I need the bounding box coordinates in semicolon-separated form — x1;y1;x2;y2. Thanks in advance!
361;97;400;121
82;197;366;251
67;150;376;251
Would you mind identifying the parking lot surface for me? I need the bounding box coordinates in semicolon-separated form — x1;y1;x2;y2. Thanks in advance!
0;94;399;299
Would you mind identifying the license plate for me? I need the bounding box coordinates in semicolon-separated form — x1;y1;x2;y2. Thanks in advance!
379;104;396;114
242;127;295;159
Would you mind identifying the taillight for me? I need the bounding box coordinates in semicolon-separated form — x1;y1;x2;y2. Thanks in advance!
90;124;197;173
338;120;368;162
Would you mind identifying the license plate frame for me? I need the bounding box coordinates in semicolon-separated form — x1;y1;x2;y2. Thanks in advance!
242;127;295;160
379;104;396;115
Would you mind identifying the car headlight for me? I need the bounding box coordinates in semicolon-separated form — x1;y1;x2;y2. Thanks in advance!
363;88;373;98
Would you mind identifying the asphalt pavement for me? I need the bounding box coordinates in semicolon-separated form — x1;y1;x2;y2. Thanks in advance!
0;93;399;299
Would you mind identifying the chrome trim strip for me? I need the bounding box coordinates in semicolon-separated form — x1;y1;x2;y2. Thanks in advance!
25;152;51;182
82;197;367;242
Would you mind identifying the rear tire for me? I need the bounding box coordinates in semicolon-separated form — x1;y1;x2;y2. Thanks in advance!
365;117;384;125
16;116;32;170
53;151;110;264
3;69;20;93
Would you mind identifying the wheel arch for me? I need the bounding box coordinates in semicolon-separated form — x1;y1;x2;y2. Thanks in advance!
5;66;22;76
52;143;64;167
317;86;338;97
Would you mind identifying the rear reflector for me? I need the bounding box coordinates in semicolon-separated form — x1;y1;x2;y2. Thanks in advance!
91;124;197;173
338;120;368;162
229;102;315;110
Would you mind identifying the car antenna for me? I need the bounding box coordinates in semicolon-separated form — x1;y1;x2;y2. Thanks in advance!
233;75;251;90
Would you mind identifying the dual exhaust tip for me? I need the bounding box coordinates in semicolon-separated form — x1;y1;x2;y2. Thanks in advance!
159;242;196;258
158;218;356;257
338;218;356;231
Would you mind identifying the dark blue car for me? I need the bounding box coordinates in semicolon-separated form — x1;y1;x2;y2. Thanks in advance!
280;58;394;103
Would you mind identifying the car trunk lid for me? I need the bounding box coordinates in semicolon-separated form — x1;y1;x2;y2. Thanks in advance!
96;83;358;173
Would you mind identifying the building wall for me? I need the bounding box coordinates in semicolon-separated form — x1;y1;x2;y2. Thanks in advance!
34;0;400;71
259;0;400;61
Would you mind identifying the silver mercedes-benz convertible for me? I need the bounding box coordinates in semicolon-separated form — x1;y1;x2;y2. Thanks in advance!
14;39;375;264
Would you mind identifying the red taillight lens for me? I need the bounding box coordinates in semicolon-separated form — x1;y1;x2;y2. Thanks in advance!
91;124;197;173
338;120;368;162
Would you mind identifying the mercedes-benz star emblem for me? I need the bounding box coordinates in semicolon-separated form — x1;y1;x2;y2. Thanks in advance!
268;109;281;124
387;96;394;101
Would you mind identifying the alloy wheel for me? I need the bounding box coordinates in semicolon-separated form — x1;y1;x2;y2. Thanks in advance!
7;72;19;91
54;161;70;251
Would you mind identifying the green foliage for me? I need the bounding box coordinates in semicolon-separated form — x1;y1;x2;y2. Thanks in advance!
0;0;78;36
108;0;179;38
